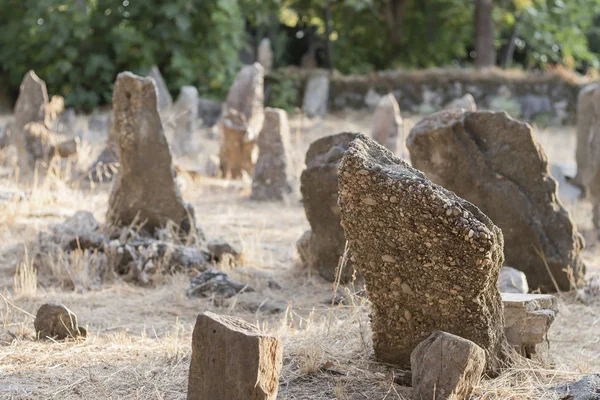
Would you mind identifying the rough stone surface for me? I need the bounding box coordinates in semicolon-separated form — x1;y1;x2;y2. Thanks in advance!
187;311;282;400
498;266;529;294
338;134;506;368
411;331;486;400
407;110;585;292
555;374;600;400
219;63;264;178
444;93;477;111
251;108;294;201
303;75;329;117
106;72;196;235
147;66;172;111
34;303;87;340
502;293;557;356
296;230;318;271
13;70;48;172
371;94;403;153
300;132;360;282
258;38;273;72
173;86;199;153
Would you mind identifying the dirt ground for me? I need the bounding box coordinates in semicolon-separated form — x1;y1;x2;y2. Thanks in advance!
0;110;598;399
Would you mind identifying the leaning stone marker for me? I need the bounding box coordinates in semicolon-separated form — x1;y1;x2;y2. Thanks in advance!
251;108;294;201
411;331;485;400
338;134;506;369
187;312;282;400
13;70;48;172
299;132;360;282
408;110;585;292
572;82;600;191
106;72;196;235
371;93;402;153
147;65;172;111
303;74;329;117
219;63;264;178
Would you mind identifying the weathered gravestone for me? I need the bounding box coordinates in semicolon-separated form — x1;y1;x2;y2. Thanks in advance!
34;303;86;340
147;66;172;112
411;331;486;400
444;93;477;111
173;86;199;153
257;38;273;72
371;93;403;153
302;74;329;117
407;110;585;292
13;70;48;172
251;108;294;201
106;72;196;235
298;132;360;282
187;312;282;400
219;63;264;179
338;134;506;369
571;82;600;192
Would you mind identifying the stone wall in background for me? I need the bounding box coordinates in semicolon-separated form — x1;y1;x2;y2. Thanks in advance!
265;67;590;125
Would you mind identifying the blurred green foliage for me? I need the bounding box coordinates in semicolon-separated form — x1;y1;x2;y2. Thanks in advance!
0;0;245;112
2;0;600;112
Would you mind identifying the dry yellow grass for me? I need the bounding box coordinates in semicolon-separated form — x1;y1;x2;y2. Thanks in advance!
0;110;598;399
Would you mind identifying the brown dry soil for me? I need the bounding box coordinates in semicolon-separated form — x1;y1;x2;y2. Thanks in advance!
0;110;598;399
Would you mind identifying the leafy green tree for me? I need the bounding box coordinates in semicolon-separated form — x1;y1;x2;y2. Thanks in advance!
0;0;246;112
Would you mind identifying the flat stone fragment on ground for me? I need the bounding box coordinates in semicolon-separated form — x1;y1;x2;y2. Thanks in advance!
106;72;196;235
411;331;486;400
444;93;477;111
555;374;600;400
219;63;264;178
34;303;86;340
502;292;557;357
303;74;329;117
407;110;585;292
498;266;529;294
187;311;282;400
371;93;402;153
187;269;252;298
251;107;295;201
299;132;360;282
338;134;506;369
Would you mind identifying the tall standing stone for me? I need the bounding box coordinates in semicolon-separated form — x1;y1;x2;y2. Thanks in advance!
173;86;199;153
147;66;172;112
13;70;48;172
572;82;600;191
187;312;283;400
298;132;360;282
106;72;196;235
251;108;294;201
302;75;329;117
338;134;506;369
371;94;402;153
257;38;273;72
219;63;264;178
407;110;585;292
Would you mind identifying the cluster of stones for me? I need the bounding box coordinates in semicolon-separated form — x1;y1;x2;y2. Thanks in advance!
12;70;78;175
219;63;265;179
407;110;585;292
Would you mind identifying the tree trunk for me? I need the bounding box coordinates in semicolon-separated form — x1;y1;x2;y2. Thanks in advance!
474;0;496;67
325;0;334;71
382;0;408;47
502;13;523;68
